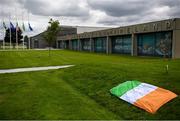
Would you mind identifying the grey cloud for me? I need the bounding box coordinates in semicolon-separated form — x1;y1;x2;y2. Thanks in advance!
0;0;17;5
22;0;90;17
164;1;180;17
97;15;142;26
87;0;180;26
157;0;180;7
0;0;90;17
153;0;180;17
87;0;180;17
87;0;151;17
97;19;122;26
169;8;180;17
0;0;180;35
0;0;24;7
0;0;25;18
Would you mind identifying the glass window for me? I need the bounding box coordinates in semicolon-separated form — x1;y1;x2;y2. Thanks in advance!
138;33;155;55
123;36;131;54
137;31;172;57
72;40;78;50
81;39;90;51
94;37;106;53
112;35;131;54
155;32;172;57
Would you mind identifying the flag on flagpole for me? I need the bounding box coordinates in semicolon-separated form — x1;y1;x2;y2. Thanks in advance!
22;22;25;31
28;22;33;31
10;22;15;31
15;22;19;49
16;22;19;31
3;21;7;29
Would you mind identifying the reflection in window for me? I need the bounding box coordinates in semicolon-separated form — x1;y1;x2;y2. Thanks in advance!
137;31;172;57
94;37;106;53
81;39;90;51
72;40;78;50
112;35;131;54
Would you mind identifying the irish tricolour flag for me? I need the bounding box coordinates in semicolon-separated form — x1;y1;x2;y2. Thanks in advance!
110;80;177;114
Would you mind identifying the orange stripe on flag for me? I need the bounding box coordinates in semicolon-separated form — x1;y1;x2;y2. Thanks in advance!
134;87;177;114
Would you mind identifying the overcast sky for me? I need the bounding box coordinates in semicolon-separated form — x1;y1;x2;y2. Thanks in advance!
0;0;180;38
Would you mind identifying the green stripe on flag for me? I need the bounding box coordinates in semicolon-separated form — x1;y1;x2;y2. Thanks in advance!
110;80;141;97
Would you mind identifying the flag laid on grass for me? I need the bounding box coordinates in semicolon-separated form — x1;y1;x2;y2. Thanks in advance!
110;80;177;114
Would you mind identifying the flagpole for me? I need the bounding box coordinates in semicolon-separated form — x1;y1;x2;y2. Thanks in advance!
3;24;5;50
16;26;18;50
2;16;5;50
22;10;24;50
9;13;12;50
1;11;4;50
15;8;18;50
22;35;24;50
28;11;30;50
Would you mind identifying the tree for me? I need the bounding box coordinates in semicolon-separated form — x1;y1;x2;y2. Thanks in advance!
4;27;23;48
43;18;60;56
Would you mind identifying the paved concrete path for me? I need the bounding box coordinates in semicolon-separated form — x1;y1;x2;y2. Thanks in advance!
0;65;74;74
0;49;63;51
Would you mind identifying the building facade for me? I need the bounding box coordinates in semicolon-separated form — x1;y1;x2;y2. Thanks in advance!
30;26;77;49
30;26;109;49
57;18;180;58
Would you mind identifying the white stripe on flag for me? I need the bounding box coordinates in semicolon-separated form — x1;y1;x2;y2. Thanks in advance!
120;83;158;104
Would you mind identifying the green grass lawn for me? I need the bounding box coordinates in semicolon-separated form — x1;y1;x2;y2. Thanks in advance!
0;50;179;120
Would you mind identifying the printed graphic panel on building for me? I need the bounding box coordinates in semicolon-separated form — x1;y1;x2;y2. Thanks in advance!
72;40;78;50
112;35;132;54
81;39;91;51
137;31;172;57
94;37;106;53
